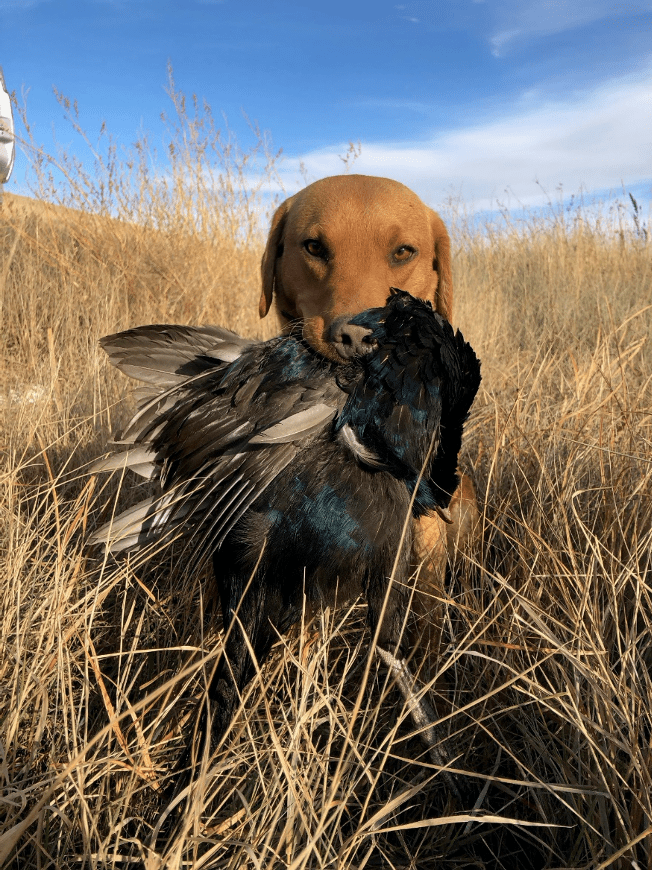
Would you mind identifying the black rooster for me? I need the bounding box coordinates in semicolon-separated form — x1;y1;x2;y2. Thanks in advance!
91;289;481;784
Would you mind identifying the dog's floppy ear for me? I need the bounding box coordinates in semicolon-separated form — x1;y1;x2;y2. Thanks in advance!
260;197;293;319
429;209;453;323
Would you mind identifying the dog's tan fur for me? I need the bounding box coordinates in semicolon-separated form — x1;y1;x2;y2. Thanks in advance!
259;174;478;598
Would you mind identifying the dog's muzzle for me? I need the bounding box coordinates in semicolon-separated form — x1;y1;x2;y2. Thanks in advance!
327;315;376;360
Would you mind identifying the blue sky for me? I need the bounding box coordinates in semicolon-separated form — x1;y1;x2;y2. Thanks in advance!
2;0;651;213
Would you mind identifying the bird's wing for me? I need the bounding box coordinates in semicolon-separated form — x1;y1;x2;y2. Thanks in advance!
100;324;254;387
91;339;346;562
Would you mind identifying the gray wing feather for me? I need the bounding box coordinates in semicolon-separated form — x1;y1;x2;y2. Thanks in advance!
101;324;253;387
91;446;157;479
89;496;160;551
249;404;337;444
337;424;386;468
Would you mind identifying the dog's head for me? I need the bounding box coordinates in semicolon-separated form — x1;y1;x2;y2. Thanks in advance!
259;174;453;363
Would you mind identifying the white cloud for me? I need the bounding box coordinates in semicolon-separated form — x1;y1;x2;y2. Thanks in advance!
490;30;521;56
487;0;652;56
276;69;652;212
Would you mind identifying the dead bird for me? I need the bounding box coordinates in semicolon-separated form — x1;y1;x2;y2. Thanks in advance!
91;288;481;787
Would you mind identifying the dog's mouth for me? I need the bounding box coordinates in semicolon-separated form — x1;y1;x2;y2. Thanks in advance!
282;312;378;364
327;315;378;360
298;314;376;363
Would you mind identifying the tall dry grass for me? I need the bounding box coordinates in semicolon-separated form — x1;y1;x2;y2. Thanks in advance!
1;88;651;868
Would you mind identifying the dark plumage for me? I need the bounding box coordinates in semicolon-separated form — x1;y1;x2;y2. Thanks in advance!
91;289;481;775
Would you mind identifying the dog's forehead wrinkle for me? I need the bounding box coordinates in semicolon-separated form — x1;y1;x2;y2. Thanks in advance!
297;221;326;241
293;194;411;234
342;217;429;258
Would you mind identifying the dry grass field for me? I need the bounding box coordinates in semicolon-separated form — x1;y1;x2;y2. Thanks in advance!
1;95;651;868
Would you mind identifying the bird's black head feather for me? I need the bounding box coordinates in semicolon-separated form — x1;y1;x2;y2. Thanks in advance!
337;289;481;514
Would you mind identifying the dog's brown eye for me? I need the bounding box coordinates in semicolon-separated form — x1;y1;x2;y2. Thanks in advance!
393;245;416;263
303;239;327;259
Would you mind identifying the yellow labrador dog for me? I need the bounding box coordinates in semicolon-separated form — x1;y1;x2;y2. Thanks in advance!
259;174;478;646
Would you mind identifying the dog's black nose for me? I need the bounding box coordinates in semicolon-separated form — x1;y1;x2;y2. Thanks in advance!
328;315;375;360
